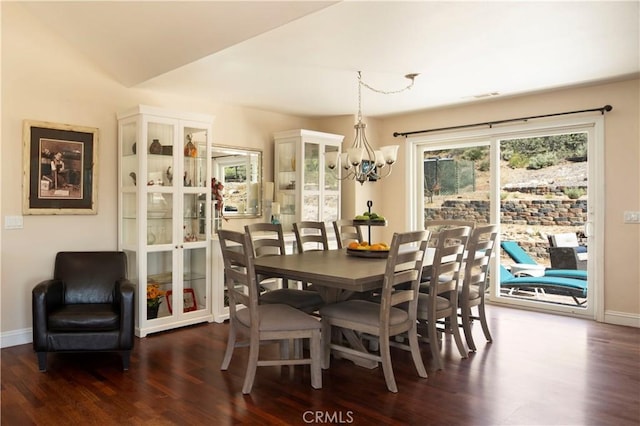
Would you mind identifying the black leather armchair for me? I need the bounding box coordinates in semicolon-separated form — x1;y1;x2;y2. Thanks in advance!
32;251;135;371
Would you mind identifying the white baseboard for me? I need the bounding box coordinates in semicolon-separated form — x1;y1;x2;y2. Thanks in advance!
1;328;32;348
604;310;640;328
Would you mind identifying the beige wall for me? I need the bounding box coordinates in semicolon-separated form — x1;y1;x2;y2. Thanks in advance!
373;79;640;319
2;3;638;345
0;4;312;339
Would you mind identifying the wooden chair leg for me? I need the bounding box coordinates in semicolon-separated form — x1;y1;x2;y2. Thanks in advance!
461;305;477;352
407;326;428;379
242;335;260;394
479;304;493;343
449;313;469;359
221;322;237;370
310;330;322;389
321;321;332;369
427;319;443;371
379;335;398;393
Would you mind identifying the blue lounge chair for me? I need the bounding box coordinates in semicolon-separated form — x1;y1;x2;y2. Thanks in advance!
501;241;587;280
499;265;587;306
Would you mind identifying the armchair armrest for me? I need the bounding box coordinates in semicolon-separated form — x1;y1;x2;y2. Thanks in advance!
116;279;135;349
32;279;64;350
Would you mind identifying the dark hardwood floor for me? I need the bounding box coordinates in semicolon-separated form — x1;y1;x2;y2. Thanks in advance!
2;305;639;425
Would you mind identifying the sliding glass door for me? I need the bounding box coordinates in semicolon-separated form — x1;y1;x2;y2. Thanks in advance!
407;116;602;318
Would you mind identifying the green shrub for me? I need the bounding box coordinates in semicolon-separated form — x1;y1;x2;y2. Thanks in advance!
564;187;585;199
527;153;557;170
478;159;490;172
508;153;528;168
463;147;485;161
500;192;509;200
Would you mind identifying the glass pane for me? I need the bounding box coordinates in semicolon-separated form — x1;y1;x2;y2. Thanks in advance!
121;192;137;246
304;142;320;190
147;122;174;187
277;141;296;189
147;250;173;320
499;133;588;308
183;247;207;314
303;194;319;221
280;192;296;232
147;192;172;245
323;194;339;223
183;128;207;188
121;121;137;187
184;193;207;242
324;145;339;191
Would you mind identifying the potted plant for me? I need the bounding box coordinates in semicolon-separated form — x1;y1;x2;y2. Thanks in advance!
146;283;165;319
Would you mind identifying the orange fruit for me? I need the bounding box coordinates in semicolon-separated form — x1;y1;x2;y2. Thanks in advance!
348;241;359;250
371;244;383;251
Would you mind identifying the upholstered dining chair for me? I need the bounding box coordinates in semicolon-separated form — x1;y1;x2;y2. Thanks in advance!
319;230;430;393
459;224;498;352
245;223;324;313
414;225;471;370
32;251;135;371
218;229;322;394
332;219;363;249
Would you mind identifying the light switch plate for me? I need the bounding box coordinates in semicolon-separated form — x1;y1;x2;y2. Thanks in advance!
623;211;640;224
4;215;24;229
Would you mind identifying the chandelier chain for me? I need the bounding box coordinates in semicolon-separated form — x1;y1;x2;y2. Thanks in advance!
358;71;417;96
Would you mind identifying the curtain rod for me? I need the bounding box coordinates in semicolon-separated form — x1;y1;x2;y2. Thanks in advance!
392;105;613;138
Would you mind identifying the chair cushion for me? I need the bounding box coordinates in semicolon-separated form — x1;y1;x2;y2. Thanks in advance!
319;300;409;327
459;285;480;300
415;293;451;317
236;304;321;331
260;289;324;310
48;304;119;331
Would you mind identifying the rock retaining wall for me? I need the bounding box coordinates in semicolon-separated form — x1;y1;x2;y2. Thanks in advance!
424;199;587;226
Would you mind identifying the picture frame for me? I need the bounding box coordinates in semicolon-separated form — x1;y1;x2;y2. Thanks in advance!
165;288;198;314
23;120;98;215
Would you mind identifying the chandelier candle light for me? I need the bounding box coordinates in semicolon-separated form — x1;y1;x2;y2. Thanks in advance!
326;71;418;184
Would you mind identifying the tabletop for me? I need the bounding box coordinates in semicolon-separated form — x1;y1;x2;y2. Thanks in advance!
253;249;389;294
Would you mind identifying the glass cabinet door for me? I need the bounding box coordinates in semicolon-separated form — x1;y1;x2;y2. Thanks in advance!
147;250;174;320
182;246;207;315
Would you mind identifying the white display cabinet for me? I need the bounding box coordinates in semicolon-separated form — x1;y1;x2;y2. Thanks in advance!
273;129;344;232
117;105;214;337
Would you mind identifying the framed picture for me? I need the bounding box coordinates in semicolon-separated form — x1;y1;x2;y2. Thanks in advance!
22;120;98;215
165;288;198;314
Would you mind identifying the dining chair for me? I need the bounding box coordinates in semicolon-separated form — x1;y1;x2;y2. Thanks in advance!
319;230;430;393
459;224;498;352
218;229;322;394
414;225;471;370
293;221;330;253
293;221;330;290
245;223;324;313
332;219;363;249
421;220;475;291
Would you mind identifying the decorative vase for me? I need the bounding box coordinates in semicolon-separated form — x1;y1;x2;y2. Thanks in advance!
150;139;162;154
147;304;159;319
184;134;197;158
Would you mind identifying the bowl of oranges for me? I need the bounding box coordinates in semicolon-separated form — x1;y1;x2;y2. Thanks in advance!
346;241;390;258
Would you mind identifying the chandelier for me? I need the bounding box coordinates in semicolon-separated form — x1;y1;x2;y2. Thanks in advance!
326;71;418;184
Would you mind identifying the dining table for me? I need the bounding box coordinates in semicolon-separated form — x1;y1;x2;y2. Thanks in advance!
253;247;439;369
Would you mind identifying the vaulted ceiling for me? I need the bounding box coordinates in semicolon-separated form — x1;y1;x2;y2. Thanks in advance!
21;1;640;117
